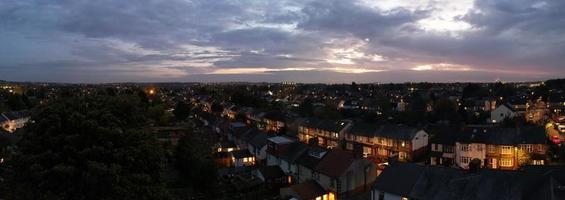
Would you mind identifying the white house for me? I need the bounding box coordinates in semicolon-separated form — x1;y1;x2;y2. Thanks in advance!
490;104;517;123
1;111;31;133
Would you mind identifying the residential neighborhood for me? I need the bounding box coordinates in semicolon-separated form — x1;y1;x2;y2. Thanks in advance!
1;79;565;199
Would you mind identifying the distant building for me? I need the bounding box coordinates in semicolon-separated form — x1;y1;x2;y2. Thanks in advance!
490;103;519;123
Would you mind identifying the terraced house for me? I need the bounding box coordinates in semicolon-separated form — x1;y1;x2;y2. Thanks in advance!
455;126;548;170
262;112;286;133
298;119;352;148
344;123;429;163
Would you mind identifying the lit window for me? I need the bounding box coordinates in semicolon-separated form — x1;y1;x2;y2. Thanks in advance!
399;152;407;160
328;192;336;200
500;158;513;167
501;146;513;154
401;141;406;147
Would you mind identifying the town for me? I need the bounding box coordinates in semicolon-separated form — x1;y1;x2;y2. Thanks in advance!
1;79;564;199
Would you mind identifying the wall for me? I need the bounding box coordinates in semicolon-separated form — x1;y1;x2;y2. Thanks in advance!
455;142;486;169
411;130;429;151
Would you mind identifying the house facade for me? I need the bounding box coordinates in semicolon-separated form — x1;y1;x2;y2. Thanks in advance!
455;126;548;170
298;119;352;148
490;104;518;123
344;124;429;163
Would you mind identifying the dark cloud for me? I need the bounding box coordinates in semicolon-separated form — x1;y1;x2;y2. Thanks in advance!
0;0;563;83
298;0;428;38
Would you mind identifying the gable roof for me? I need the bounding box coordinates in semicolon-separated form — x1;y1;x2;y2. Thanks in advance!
263;111;285;121
301;118;351;133
248;131;274;148
425;125;460;145
457;126;546;145
373;163;425;197
257;166;285;180
348;123;379;137
296;146;327;169
288;180;326;200
375;163;562;200
267;136;294;144
375;124;422;140
315;148;355;178
279;142;309;163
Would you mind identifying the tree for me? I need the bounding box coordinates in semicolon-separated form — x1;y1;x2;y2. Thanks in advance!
173;101;192;121
462;83;486;99
211;102;223;113
147;104;171;126
6;94;27;110
1;95;170;200
298;98;314;117
174;135;217;190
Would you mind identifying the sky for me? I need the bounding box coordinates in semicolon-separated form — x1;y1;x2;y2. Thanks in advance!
1;0;564;83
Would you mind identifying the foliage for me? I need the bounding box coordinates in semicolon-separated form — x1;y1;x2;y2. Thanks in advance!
173;101;192;121
174;135;217;190
0;95;170;200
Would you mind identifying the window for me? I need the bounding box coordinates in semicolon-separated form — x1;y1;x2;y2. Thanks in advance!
488;145;496;153
431;144;437;151
490;158;498;169
377;148;387;156
477;145;483;152
532;160;544;165
333;132;339;138
501;146;513;154
346;143;354;150
387;139;393;146
500;158;513;167
363;146;372;155
444;146;454;153
357;136;364;142
399;152;407;160
520;144;533;153
401;141;406;147
460;156;470;164
460;144;470;152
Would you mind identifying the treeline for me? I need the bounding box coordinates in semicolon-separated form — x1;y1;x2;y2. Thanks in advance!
0;93;170;199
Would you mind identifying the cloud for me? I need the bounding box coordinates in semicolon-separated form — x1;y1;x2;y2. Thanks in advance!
0;0;564;83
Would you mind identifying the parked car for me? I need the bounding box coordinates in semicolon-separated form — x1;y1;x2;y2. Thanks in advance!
551;135;562;144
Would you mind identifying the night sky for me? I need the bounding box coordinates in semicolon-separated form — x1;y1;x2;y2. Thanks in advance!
1;0;564;83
